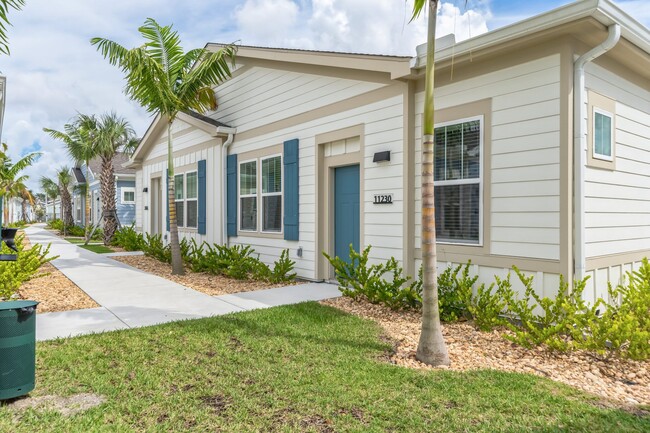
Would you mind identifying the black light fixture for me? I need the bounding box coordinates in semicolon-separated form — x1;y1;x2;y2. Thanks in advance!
143;187;148;193
373;151;391;163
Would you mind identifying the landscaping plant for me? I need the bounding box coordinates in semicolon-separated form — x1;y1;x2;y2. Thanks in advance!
0;233;56;300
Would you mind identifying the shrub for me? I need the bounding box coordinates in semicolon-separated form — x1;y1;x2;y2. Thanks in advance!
141;233;171;263
267;249;297;283
324;245;421;310
112;224;145;251
67;225;85;237
47;219;63;231
0;234;56;300
437;263;476;322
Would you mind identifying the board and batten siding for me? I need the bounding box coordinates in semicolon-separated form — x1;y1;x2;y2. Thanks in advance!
116;180;136;226
414;54;562;261
219;70;405;279
583;62;650;301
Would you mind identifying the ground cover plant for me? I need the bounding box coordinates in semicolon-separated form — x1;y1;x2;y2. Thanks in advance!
328;246;650;360
0;303;647;432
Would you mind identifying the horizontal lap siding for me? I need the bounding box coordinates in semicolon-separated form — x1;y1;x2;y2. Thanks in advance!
584;64;650;259
415;54;561;260
226;83;404;279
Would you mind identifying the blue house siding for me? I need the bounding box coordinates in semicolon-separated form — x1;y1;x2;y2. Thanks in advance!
116;180;136;226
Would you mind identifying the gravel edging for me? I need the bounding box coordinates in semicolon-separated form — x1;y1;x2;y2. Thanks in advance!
322;296;650;407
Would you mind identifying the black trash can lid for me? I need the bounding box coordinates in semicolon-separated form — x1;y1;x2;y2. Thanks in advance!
0;300;39;311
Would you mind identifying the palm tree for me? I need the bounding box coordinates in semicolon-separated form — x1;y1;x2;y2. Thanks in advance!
0;142;39;226
91;18;237;275
411;0;450;366
19;186;33;221
0;0;24;55
44;114;99;243
56;166;74;234
94;112;138;244
40;176;59;221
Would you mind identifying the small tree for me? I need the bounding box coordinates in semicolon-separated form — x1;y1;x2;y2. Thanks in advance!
40;176;59;221
56;166;74;234
92;19;236;275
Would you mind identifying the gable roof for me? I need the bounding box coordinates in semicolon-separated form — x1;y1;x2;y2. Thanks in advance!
87;152;136;180
71;167;86;184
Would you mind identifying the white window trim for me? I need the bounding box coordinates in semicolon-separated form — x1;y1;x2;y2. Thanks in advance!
260;154;283;234
238;158;258;233
592;107;614;162
434;115;484;247
121;187;136;205
185;170;198;229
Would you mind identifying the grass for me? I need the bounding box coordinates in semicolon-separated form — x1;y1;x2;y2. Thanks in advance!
1;303;647;432
77;244;115;254
63;237;86;244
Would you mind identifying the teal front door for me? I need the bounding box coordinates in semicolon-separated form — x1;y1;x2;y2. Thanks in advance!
334;165;360;262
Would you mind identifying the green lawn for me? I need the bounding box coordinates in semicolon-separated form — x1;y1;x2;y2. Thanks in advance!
1;303;647;432
77;244;115;254
63;237;86;244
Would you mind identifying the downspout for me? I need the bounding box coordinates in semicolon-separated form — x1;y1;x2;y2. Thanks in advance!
217;127;236;246
573;24;620;281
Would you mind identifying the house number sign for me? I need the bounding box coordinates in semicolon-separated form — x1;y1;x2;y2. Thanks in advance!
373;194;393;204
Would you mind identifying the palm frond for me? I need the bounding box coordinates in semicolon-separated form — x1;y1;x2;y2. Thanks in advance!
0;0;24;55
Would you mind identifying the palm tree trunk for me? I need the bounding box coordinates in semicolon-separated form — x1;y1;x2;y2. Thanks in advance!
84;160;92;244
60;186;73;235
21;199;27;222
416;0;450;367
167;122;185;275
100;155;118;244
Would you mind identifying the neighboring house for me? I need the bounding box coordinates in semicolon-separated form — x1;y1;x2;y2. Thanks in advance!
45;198;61;222
126;0;650;302
5;196;33;223
71;152;137;227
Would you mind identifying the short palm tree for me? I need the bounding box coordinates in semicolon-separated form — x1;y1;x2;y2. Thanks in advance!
56;166;74;234
411;0;450;366
40;176;59;221
0;0;24;55
0;142;39;226
92;18;237;275
44;113;99;243
95;112;138;244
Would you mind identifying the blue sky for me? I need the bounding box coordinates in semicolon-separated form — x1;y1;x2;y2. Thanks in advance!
0;0;647;191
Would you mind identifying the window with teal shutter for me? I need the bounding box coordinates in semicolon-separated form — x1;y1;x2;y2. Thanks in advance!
283;139;299;241
227;154;238;237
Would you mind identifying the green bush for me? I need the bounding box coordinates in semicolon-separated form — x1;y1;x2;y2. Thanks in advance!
324;245;421;310
141;233;171;263
112;224;145;251
266;249;297;283
67;225;85;237
0;234;57;300
6;220;27;228
47;219;63;231
438;263;476;322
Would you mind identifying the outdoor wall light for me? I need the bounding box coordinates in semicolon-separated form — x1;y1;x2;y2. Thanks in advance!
373;151;390;163
142;187;148;193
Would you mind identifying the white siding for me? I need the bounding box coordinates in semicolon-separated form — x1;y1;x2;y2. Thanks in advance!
414;54;562;260
584;63;650;258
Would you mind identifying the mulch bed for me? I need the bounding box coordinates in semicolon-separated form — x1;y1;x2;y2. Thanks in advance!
110;255;300;296
322;296;650;407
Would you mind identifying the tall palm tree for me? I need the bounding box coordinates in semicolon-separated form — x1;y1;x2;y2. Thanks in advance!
56;166;74;234
91;18;237;275
0;0;24;55
44;113;99;243
19;186;33;221
411;0;450;366
0;142;39;226
39;176;59;221
94;112;138;244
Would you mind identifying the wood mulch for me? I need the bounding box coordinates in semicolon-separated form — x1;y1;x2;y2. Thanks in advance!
322;296;650;407
110;255;300;296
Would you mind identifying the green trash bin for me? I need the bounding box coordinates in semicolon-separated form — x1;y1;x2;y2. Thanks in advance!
0;300;38;400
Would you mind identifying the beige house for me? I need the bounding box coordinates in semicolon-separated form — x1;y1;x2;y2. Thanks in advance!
127;0;650;302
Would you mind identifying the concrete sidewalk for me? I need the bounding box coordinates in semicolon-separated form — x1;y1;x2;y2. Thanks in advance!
25;225;340;341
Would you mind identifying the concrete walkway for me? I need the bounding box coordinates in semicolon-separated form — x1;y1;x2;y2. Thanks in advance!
24;225;340;341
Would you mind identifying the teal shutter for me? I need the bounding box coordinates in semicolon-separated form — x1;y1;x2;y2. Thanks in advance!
198;160;207;235
226;154;237;237
283;138;299;241
165;169;170;231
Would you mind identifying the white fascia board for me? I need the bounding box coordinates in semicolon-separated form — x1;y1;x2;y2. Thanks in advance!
412;0;649;69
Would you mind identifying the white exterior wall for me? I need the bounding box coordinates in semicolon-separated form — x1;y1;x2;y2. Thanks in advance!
136;119;223;245
414;54;562;261
582;63;650;302
214;66;404;279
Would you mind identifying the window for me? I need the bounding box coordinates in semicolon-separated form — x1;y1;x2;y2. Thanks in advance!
186;172;198;228
593;108;613;161
121;187;135;204
240;161;257;231
174;174;184;227
262;156;282;232
239;155;283;233
434;117;482;245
